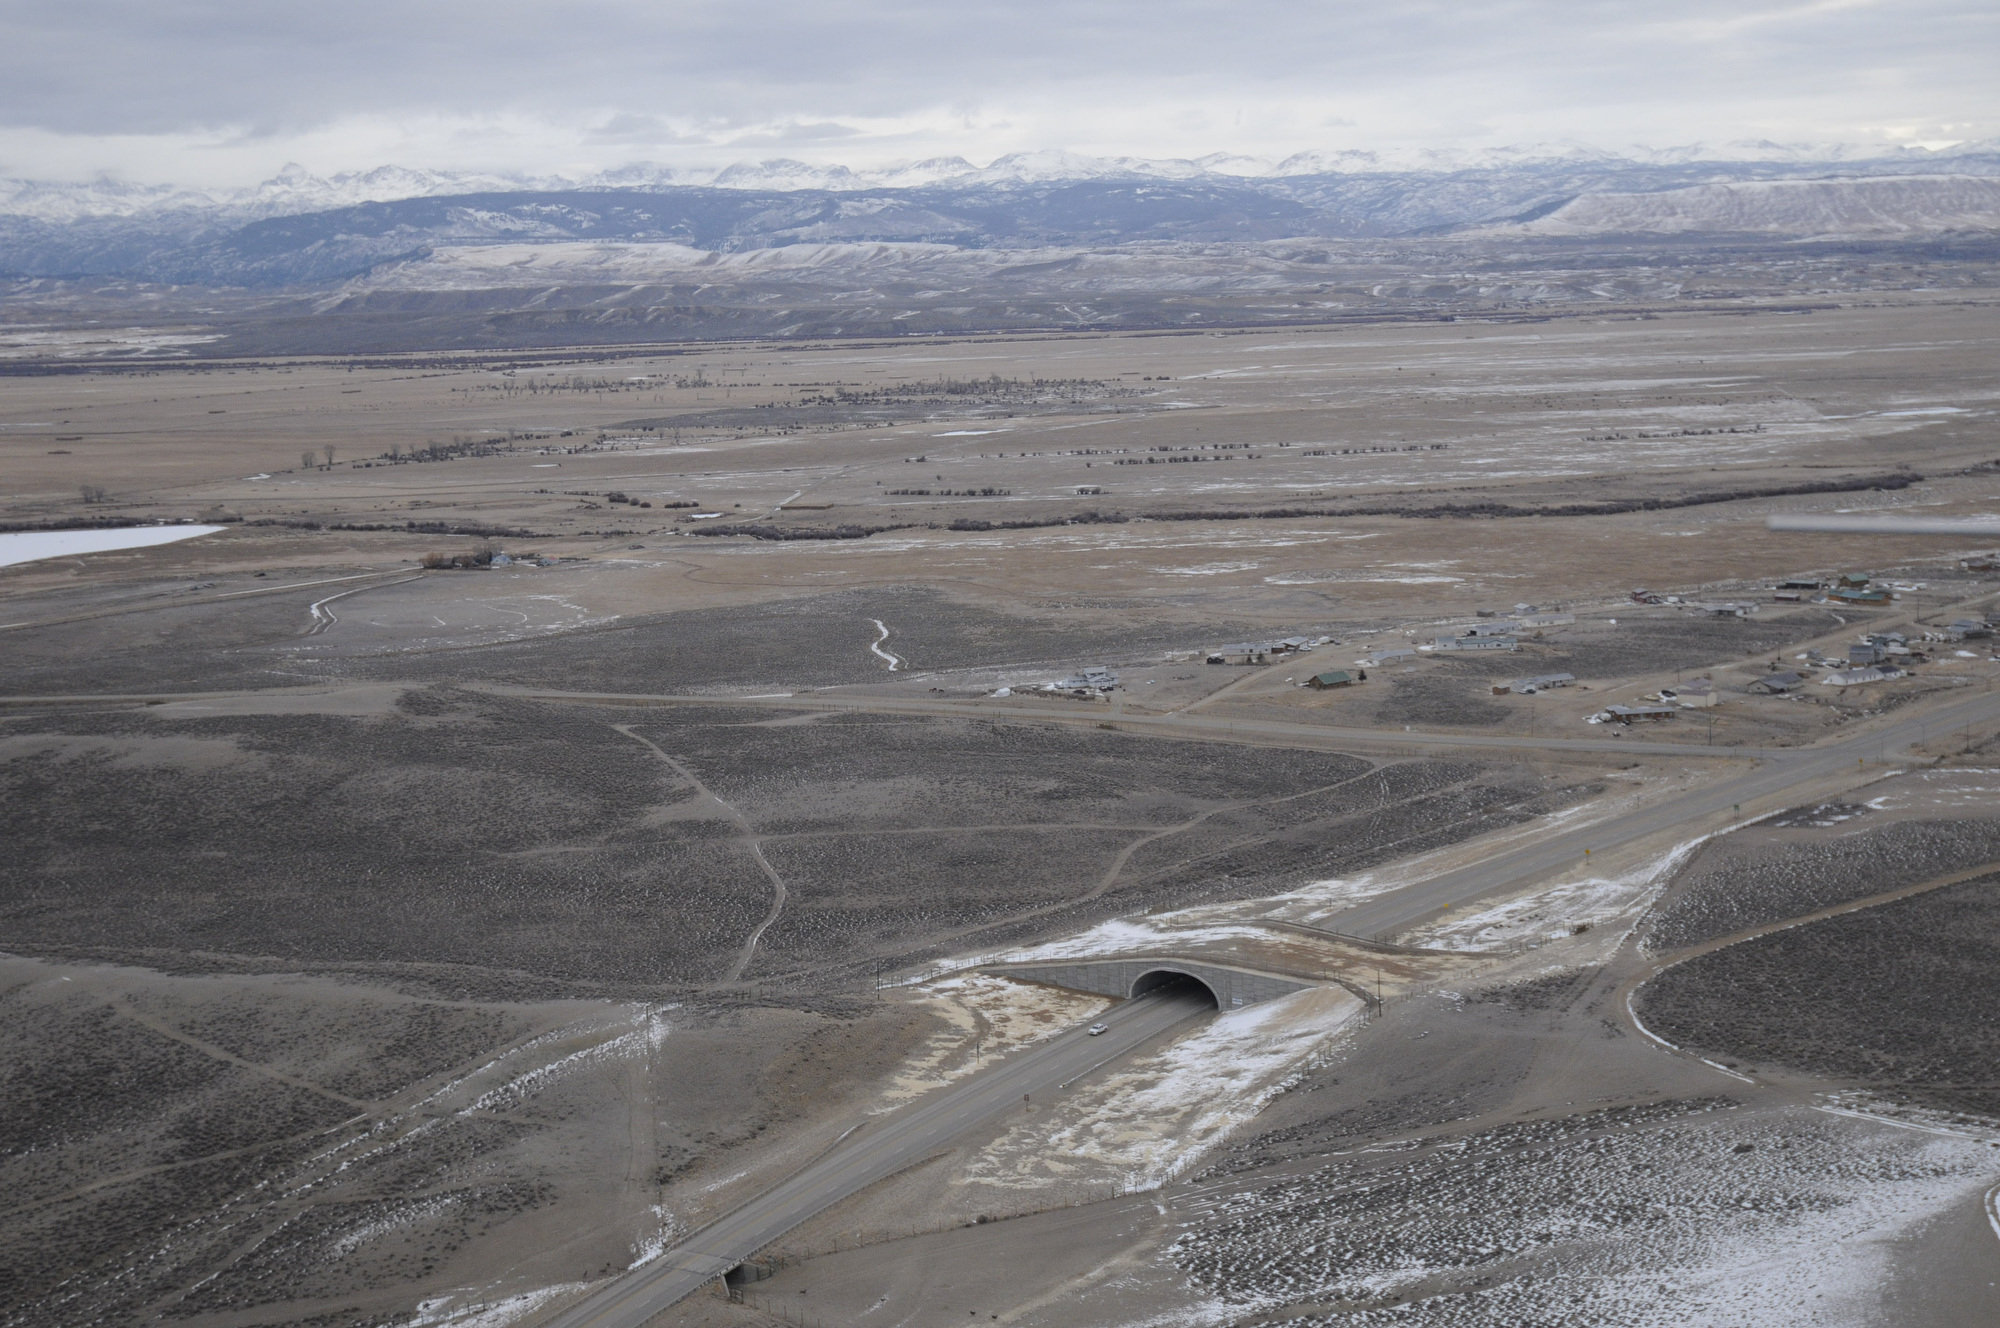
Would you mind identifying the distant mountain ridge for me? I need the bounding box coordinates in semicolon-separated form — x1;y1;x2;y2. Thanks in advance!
8;140;2000;223
4;143;1999;288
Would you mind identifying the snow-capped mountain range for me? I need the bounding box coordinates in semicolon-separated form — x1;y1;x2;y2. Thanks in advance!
3;142;1998;290
7;140;2000;223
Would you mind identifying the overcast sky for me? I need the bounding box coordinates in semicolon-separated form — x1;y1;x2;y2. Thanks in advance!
2;0;1995;185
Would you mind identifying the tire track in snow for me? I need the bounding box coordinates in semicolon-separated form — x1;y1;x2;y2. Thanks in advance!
301;574;422;636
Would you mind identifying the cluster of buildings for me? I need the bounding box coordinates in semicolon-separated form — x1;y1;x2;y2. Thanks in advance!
1595;703;1680;724
1491;672;1577;696
1768;572;1892;605
1584;611;1996;721
1205;636;1331;665
1423;608;1575;654
1430;624;1519;652
1589;677;1722;722
1804;618;1991;686
1044;665;1119;697
1629;588;1760;616
1037;571;1992;722
1633;573;1897;609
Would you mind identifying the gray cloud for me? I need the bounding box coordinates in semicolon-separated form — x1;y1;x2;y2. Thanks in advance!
1;1;1994;182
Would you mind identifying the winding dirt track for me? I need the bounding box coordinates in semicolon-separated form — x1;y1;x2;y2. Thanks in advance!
503;679;2000;940
610;723;790;983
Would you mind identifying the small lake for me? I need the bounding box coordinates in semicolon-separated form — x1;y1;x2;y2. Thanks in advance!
0;524;226;568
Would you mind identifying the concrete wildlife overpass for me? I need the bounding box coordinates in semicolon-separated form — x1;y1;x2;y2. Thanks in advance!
985;956;1319;1009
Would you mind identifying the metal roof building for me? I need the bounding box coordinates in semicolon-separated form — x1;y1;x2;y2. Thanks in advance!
1508;672;1576;694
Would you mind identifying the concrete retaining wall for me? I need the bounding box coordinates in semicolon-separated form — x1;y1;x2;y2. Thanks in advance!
985;957;1314;1009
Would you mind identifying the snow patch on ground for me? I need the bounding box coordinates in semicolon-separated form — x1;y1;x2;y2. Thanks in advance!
408;1282;596;1328
867;617;903;669
1411;853;1697;952
879;974;1109;1107
1406;833;1712;952
1251;870;1407;921
989;916;1300;966
328;1194;465;1259
1155;561;1262;576
627;1205;682;1269
1247;799;1630;930
1814;1089;2000;1142
455;1007;671;1116
1261;569;1461;585
1173;1102;2000;1327
960;986;1365;1192
1863;768;2000;812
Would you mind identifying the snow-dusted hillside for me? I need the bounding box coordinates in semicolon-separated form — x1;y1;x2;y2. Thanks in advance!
1506;175;2000;238
7;139;2000;223
6;142;2000;288
338;239;1323;295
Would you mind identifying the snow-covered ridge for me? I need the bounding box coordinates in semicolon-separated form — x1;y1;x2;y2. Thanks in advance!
1498;174;2000;238
8;139;2000;222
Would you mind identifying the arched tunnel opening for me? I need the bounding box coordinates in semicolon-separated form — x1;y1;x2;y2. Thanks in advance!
724;1259;777;1288
1128;969;1221;1008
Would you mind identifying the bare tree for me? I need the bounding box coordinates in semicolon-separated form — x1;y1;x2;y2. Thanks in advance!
322;445;337;467
79;483;107;504
301;450;317;471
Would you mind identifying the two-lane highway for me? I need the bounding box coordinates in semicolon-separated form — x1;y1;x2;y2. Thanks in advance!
1329;681;2000;936
519;676;2000;1328
538;981;1214;1328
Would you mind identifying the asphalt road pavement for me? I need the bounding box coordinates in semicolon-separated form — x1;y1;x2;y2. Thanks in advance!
526;678;2000;1328
1329;682;2000;936
536;982;1215;1328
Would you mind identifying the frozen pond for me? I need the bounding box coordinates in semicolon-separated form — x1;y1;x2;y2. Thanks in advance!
0;524;224;568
